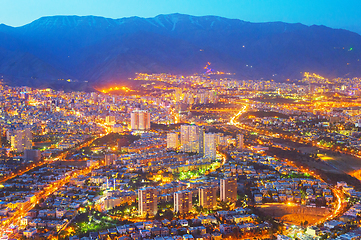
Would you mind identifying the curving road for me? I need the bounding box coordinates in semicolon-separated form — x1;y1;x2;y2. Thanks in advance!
229;106;348;227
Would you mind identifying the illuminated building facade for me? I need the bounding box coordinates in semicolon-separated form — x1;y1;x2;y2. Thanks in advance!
199;186;217;209
131;110;151;131
203;132;216;160
180;124;200;153
220;177;237;203
105;154;117;165
174;190;192;214
138;187;158;216
167;132;178;149
105;115;116;125
10;128;32;152
199;127;205;155
237;134;244;149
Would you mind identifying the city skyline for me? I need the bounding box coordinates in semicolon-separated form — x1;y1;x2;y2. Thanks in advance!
0;71;361;239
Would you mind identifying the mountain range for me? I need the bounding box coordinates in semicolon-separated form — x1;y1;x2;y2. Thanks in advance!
0;13;361;89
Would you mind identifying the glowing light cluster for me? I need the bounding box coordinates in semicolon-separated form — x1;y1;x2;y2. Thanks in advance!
97;86;131;93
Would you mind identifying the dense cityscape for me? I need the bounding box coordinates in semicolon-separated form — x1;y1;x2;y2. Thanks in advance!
0;71;361;240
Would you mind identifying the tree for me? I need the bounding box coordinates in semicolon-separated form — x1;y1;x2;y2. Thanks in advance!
218;200;230;211
155;210;162;220
163;210;174;220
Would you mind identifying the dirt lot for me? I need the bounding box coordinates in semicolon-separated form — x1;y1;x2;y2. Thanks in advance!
317;153;361;174
280;142;361;176
257;203;330;226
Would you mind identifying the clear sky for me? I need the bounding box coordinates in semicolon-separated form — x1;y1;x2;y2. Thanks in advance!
1;0;361;34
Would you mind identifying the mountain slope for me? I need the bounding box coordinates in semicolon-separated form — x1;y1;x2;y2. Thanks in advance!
0;14;360;88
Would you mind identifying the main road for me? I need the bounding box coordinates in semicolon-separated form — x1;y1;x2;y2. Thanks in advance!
0;135;100;184
0;134;104;237
0;160;100;237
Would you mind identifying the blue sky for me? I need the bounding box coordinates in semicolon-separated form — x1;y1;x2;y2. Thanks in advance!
1;0;361;33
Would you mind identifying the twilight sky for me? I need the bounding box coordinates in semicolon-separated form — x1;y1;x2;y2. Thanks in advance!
1;0;361;34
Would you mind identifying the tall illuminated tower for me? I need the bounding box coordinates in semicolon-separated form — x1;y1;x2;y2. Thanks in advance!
11;128;32;152
131;110;150;131
203;132;216;160
237;134;244;149
167;132;179;149
199;186;217;209
138;187;158;216
220;177;237;203
174;190;192;214
180;124;200;153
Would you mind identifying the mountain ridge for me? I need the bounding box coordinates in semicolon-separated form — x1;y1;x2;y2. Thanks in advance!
0;13;360;89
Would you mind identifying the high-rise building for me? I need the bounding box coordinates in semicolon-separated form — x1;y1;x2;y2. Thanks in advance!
10;133;22;152
214;133;222;146
131;110;150;131
199;186;217;209
174;190;192;214
199;127;205;155
23;128;32;150
220;177;238;203
181;124;200;153
105;154;117;165
204;132;216;160
10;128;32;152
180;125;190;152
237;134;244;149
138;187;158;216
167;132;179;149
130;111;138;130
